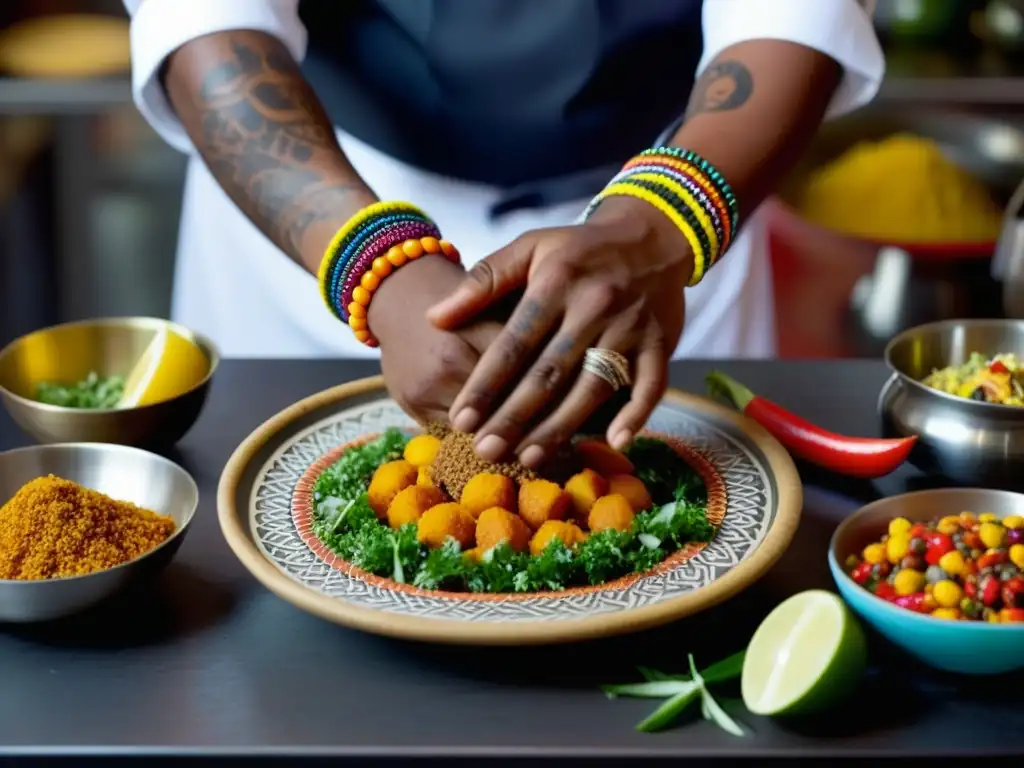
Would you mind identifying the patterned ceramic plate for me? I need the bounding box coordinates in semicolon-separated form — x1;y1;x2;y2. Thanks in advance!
218;376;802;645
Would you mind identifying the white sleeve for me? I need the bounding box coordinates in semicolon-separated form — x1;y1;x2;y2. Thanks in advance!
699;0;885;119
123;0;308;153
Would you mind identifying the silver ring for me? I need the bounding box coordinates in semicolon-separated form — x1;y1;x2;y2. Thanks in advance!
582;348;631;391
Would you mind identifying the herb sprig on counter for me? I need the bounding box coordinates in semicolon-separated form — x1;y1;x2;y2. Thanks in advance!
35;372;125;409
603;651;747;734
311;430;716;594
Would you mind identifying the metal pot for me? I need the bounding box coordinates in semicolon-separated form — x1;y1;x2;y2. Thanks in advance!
879;319;1024;488
996;178;1024;319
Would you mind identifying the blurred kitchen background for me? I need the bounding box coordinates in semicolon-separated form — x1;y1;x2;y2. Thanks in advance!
1;0;1023;357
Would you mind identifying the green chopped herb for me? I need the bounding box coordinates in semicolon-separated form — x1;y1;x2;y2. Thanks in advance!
313;427;408;506
625;436;705;506
35;371;124;409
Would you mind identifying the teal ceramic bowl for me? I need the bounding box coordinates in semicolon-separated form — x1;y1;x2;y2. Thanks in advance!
829;488;1024;675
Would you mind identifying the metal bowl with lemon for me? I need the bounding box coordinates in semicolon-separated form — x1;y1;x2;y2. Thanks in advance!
0;317;218;446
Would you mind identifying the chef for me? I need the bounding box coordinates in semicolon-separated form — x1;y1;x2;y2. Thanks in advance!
123;0;883;464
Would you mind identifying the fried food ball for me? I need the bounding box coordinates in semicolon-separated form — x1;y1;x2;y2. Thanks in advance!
403;434;442;468
588;494;635;533
576;439;635;476
367;459;418;518
461;472;517;519
416;466;435;489
476;506;532;553
607;474;653;513
417;502;476;549
386;485;446;529
564;468;608;524
530;520;587;557
518;479;571;530
463;547;484;564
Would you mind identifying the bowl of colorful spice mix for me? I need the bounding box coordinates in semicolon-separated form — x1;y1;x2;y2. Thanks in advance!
829;487;1024;674
0;442;198;622
0;317;217;446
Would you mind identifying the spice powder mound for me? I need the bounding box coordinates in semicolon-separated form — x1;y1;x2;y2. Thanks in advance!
0;475;176;580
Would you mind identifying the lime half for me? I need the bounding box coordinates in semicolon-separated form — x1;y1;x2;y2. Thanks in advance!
741;590;866;716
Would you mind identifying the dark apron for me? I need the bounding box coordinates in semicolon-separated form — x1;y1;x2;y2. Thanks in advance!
299;0;704;215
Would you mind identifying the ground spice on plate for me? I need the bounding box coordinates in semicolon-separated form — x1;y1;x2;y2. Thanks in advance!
0;475;175;580
427;422;579;500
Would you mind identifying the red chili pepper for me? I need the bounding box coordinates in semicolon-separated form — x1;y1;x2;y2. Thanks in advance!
980;575;1001;607
873;582;896;600
706;371;916;478
990;360;1010;375
925;533;954;565
850;561;873;585
1001;608;1024;623
894;592;927;612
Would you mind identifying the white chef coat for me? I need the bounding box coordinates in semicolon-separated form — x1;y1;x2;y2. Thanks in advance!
123;0;884;359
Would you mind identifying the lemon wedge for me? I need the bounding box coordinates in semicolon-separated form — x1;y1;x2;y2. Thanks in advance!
120;327;208;408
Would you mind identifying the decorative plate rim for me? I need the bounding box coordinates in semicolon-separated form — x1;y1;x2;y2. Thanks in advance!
217;375;803;645
290;431;728;601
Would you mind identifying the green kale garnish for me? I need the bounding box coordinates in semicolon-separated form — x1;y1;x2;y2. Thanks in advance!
625;436;705;506
313;427;408;510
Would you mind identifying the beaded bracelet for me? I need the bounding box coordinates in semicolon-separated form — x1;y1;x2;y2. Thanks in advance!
583;146;738;286
618;162;728;248
594;182;708;285
345;236;461;345
316;201;461;347
623;155;733;248
638;147;739;232
615;171;719;258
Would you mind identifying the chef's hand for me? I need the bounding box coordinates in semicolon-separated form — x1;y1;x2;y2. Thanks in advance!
426;197;691;467
370;256;503;424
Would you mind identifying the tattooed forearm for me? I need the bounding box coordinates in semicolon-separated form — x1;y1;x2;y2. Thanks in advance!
163;31;375;271
685;60;753;119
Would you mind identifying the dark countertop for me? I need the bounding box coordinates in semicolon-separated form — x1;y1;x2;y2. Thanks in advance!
1;359;1022;764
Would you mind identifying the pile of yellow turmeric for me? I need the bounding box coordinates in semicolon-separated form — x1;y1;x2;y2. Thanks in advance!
0;475;175;580
797;133;1004;244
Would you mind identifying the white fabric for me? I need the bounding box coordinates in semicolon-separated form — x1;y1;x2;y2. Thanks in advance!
124;0;885;360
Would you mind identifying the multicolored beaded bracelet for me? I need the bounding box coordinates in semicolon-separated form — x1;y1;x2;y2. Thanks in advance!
583;146;739;286
334;220;438;320
316;201;428;309
614;171;719;258
316;201;460;347
345;236;461;346
616;163;727;248
623;155;733;248
639;147;739;232
326;212;436;315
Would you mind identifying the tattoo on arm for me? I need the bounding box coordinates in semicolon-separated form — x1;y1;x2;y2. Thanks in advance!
166;33;371;267
685;60;753;119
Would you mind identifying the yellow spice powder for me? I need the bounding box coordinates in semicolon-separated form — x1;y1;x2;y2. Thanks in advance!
797;133;1004;244
0;475;175;580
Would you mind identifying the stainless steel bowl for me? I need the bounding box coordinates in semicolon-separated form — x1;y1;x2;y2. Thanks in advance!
0;317;218;446
879;319;1024;486
0;442;198;622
